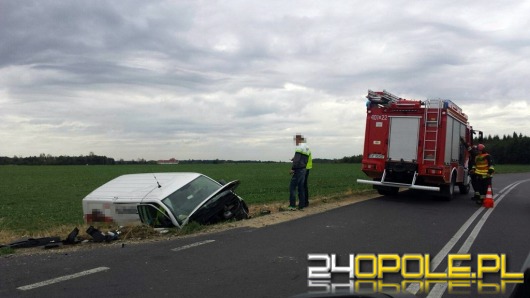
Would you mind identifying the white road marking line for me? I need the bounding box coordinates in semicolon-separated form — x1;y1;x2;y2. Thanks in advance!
17;267;110;291
405;207;485;295
425;179;530;298
171;239;215;252
407;179;530;296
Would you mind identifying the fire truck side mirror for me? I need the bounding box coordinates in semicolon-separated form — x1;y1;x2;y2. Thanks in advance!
471;129;484;144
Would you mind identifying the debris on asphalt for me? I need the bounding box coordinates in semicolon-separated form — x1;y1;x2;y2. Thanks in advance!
86;226;120;243
0;226;122;251
0;237;62;249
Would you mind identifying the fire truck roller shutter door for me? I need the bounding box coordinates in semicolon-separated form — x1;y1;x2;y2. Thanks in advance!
388;117;420;162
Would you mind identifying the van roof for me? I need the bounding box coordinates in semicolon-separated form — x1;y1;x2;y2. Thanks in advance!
83;172;204;202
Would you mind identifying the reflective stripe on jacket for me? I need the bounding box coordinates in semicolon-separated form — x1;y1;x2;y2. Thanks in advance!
473;153;494;177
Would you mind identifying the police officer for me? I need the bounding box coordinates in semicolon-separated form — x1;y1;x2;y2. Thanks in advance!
288;134;309;210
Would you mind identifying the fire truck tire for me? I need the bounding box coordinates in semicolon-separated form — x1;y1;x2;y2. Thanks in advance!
441;174;456;200
376;186;399;196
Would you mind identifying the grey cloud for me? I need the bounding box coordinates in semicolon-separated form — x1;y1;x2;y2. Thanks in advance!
1;0;530;160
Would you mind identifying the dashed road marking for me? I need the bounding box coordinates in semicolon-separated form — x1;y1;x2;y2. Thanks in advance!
17;267;110;291
171;239;215;252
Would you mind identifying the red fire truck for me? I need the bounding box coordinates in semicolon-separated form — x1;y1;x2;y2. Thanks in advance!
357;90;481;199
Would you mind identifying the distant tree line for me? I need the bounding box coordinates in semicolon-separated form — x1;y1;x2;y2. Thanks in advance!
180;159;277;164
0;152;115;165
1;133;526;165
477;132;530;164
314;155;363;164
0;155;357;165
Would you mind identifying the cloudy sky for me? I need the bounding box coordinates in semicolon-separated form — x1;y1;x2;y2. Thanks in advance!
1;1;529;161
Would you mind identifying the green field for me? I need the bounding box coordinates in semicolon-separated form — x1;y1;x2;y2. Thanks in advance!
1;163;529;235
0;163;372;234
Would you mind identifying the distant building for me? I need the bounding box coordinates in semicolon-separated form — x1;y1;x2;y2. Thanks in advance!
157;158;179;165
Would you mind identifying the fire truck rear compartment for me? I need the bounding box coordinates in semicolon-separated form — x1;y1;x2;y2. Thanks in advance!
384;161;417;184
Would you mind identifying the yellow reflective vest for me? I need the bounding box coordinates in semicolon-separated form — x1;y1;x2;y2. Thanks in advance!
297;144;312;170
305;148;312;170
473;153;494;177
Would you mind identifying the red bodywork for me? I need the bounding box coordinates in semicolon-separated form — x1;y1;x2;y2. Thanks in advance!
358;90;474;196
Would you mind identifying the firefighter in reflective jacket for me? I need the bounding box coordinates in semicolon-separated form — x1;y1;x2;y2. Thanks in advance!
470;144;494;203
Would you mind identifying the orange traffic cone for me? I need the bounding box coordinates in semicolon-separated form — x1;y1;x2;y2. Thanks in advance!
483;185;494;208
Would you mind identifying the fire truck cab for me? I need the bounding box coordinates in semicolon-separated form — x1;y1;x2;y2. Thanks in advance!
357;90;476;199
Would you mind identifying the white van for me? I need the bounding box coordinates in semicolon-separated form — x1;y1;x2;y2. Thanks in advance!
82;172;249;228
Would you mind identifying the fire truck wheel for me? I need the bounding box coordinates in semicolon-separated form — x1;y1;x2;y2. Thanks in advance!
376;186;399;196
441;174;456;200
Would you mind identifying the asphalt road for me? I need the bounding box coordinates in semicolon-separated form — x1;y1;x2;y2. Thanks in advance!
1;172;529;298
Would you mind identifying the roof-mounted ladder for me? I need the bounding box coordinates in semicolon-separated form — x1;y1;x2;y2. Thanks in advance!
422;99;443;163
366;89;401;105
